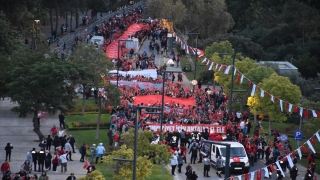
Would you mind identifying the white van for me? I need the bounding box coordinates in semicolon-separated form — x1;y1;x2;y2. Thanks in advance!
90;36;104;50
210;141;250;173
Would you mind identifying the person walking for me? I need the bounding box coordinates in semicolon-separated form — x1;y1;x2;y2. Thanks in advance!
31;148;38;172
26;150;33;171
107;129;114;146
59;152;68;173
177;153;184;173
64;139;73;161
89;144;96;164
59;112;66;129
4;143;13;161
203;155;210;177
189;143;198;164
95;143;105;164
46;135;53;151
290;162;298;180
53;136;60;150
37;148;45;172
216;156;223;177
79;143;86;162
39;171;49;180
44;150;52;171
51;152;59;172
69;135;76;153
170;154;178;176
190;171;198;180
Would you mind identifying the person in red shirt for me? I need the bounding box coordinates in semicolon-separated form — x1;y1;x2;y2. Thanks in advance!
50;125;58;138
1;160;10;176
114;131;120;147
215;134;223;141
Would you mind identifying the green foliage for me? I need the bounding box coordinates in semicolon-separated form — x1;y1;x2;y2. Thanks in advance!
105;145;153;180
120;129;172;164
71;122;110;128
78;170;106;180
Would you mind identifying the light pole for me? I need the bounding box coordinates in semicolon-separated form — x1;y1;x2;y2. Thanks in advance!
186;33;199;91
117;39;133;88
34;20;40;49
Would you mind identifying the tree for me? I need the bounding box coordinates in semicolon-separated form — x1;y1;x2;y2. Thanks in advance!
105;145;153;180
248;73;302;135
68;43;113;116
120;129;172;164
78;170;106;180
5;45;82;140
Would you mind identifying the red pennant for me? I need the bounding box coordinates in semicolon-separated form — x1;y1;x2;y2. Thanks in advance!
311;136;315;145
302;144;308;154
274;97;279;102
230;177;234;180
248;81;252;87
237;72;241;83
284;102;289;111
222;65;226;70
83;159;89;169
294;106;299;113
304;108;309;118
265;92;269;97
256;169;261;180
317;111;320;118
244;173;249;180
292;152;296;158
257;86;261;90
269;164;274;172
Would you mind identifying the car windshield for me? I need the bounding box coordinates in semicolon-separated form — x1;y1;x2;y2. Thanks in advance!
220;147;246;157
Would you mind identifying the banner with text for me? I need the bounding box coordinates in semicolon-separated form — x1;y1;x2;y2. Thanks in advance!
147;124;226;134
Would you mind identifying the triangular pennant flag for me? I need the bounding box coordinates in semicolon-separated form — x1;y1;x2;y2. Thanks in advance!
175;36;178;42
224;65;231;74
202;57;207;63
208;62;213;71
240;75;244;84
307;140;316;153
316;131;320;142
274;97;279;102
276;161;285;177
263;167;269;178
287;154;294;168
304;109;309;118
238;175;242;180
317;111;320;118
250;171;255;180
237;72;241;83
180;41;183;47
244;173;249;180
248;81;252;87
270;95;274;103
206;60;211;66
312;110;317;118
297;147;302;160
215;63;219;69
311;136;315;145
218;64;223;71
260;89;265;97
186;45;189;54
230;177;234;180
302;144;308;153
251;84;257;96
256;169;261;180
288;103;293;112
280;99;283;112
265;91;269;97
294;106;299;113
234;68;237;75
300;107;303;117
269;164;274;172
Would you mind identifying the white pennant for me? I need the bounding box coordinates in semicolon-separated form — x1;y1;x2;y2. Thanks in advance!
263;167;269;178
234;68;237;75
201;57;207;63
237;175;242;180
208;62;213;71
297;148;302;160
299;107;303;117
280;99;283;112
175;36;178;42
224;66;231;74
186;46;189;54
276;161;285;177
260;89;265;97
251;84;256;96
180;41;183;47
312;110;317;118
250;171;255;180
218;65;223;71
288;103;293;112
307;140;316;153
192;48;196;55
316;131;320;142
240;75;244;84
287;155;294;168
215;64;218;69
270;95;274;103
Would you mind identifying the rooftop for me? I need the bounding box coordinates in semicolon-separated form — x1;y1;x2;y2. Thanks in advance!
258;61;298;70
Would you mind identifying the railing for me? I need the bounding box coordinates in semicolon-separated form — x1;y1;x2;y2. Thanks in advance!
52;1;145;59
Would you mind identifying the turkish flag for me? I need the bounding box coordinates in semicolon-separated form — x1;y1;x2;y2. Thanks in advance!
304;109;309;118
244;173;249;180
311;136;315;145
83;159;89;169
256;169;261;180
269;165;274;172
237;72;241;83
302;145;308;153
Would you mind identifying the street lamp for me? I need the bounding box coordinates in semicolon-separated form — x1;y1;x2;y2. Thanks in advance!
34;19;40;49
117;39;133;88
186;33;199;91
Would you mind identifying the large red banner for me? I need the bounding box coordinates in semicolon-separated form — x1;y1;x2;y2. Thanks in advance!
147;124;226;134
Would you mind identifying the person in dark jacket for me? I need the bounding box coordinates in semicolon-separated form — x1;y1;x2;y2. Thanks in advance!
79;143;87;162
31;148;38;171
290;162;298;180
46;135;53;151
53;136;60;150
69;135;76;153
190;171;198;180
4;143;13;162
37;149;45;172
44;150;52;171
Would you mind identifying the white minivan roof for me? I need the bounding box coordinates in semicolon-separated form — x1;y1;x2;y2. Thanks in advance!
212;141;244;148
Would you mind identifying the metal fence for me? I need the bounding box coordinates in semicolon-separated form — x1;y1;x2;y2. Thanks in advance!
52;1;145;59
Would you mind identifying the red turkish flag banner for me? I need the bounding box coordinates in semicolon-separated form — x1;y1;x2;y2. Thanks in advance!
237;72;241;83
269;165;274;172
317;111;320;118
274;97;279;102
83;159;89;169
230;177;234;180
304;108;309;118
311;136;315;145
265;92;269;97
244;173;249;180
256;169;261;180
248;81;252;87
294;106;299;113
302;144;308;153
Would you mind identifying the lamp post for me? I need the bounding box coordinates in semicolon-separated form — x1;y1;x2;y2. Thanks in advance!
117;39;133;88
186;33;199;91
34;20;40;49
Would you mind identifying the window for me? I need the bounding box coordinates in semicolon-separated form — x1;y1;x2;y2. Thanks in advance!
212;145;215;153
219;147;246;157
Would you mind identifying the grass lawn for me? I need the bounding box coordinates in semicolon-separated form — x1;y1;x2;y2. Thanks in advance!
69;120;173;179
180;55;209;81
75;98;97;107
65;114;111;128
